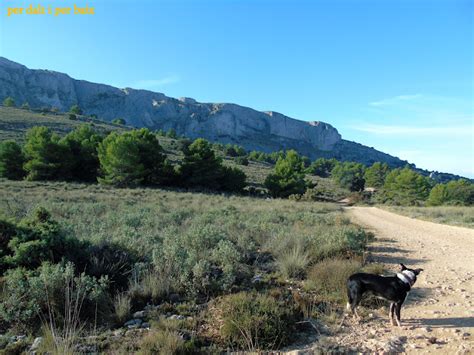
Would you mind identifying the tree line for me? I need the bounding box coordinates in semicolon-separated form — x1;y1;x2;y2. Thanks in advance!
0;125;246;192
0;122;472;205
308;158;473;206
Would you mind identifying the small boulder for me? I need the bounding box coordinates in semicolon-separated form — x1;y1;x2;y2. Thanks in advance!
169;314;185;320
124;319;143;328
133;311;145;319
30;337;43;351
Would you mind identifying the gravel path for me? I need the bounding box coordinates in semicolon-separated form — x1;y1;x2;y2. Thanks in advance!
345;207;474;353
289;207;474;354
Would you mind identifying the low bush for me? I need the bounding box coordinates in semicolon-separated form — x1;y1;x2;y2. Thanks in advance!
86;242;136;293
234;156;249;166
138;318;196;355
306;258;361;304
275;245;310;280
217;292;298;351
0;262;109;333
156;222;252;296
0;207;87;273
138;329;185;355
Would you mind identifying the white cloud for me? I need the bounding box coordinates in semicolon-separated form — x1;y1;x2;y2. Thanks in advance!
353;123;473;136
369;94;422;107
131;75;180;89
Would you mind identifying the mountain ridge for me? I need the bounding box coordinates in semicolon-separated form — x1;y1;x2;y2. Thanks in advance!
0;57;466;182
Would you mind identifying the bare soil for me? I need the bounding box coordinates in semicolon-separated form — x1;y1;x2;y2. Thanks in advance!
290;207;474;354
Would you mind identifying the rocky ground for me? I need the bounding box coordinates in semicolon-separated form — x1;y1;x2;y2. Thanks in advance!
289;207;474;354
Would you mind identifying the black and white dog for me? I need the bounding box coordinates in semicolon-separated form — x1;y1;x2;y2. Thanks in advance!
346;263;423;326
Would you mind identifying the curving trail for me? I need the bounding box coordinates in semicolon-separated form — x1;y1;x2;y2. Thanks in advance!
339;207;474;353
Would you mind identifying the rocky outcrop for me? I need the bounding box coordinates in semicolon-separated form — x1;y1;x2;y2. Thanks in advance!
0;57;406;166
0;57;342;155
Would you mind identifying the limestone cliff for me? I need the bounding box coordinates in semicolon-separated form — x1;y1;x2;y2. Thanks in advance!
0;57;405;166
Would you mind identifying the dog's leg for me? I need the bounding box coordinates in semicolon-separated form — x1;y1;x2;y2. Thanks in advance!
395;302;403;327
353;307;361;320
389;303;396;326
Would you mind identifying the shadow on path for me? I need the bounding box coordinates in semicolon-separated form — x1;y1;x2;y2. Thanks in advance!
367;237;428;266
406;317;474;328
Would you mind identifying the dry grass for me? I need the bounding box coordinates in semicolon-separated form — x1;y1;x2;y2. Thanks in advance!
383;205;474;229
114;293;131;325
275;246;311;280
305;258;362;304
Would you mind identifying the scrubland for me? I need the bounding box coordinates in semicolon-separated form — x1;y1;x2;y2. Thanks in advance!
0;180;374;353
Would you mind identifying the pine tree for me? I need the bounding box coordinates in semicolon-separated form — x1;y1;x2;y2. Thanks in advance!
0;140;26;180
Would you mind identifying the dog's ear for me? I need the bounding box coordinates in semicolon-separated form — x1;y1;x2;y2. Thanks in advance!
414;268;423;275
400;263;407;271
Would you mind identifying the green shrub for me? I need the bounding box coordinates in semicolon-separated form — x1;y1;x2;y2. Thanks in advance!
86;242;136;292
166;128;177;138
235;156;249;166
427;179;474;206
112;118;126;125
3;97;15;107
1;207;87;272
331;162;366;192
156;221;252;296
1;338;29;354
0;140;26;180
217;292;297;350
224;144;246;157
0;262;109;333
219;165;246;192
264;150;308;198
69;104;82;115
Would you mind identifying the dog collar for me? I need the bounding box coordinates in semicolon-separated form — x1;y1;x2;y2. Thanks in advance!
397;270;415;286
397;270;415;287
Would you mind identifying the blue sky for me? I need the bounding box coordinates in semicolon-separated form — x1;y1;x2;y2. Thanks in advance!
1;0;473;177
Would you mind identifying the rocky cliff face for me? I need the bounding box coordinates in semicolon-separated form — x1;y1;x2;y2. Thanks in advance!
0;57;405;166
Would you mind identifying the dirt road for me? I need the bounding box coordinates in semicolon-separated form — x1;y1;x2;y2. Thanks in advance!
337;207;474;353
294;207;474;354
